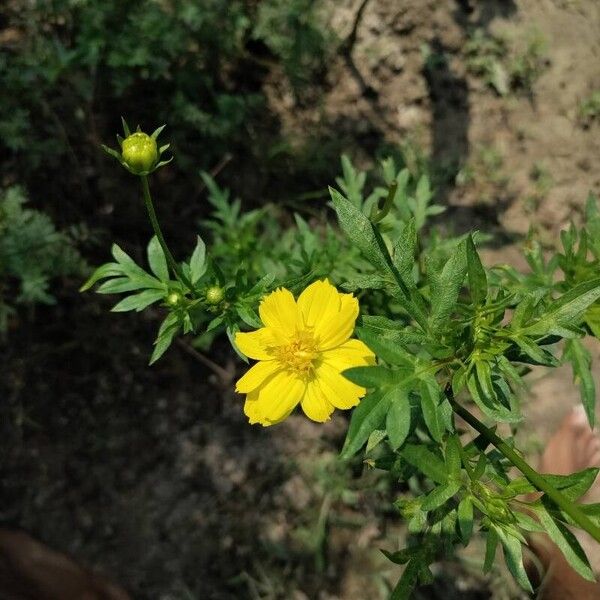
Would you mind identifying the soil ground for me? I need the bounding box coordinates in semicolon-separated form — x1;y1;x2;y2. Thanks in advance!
3;1;600;598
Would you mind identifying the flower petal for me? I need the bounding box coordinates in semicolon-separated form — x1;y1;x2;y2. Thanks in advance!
235;328;278;360
297;279;359;350
243;370;305;426
314;360;366;409
321;339;376;369
301;379;335;422
258;288;299;339
235;360;281;394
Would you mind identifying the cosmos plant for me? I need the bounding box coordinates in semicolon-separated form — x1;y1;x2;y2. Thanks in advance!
84;121;600;597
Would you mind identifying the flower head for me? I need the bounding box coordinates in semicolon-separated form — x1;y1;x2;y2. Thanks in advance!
121;132;158;174
102;119;172;176
234;279;375;426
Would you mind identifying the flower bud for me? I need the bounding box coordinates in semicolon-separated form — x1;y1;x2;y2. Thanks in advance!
121;132;158;174
205;286;225;305
166;292;181;307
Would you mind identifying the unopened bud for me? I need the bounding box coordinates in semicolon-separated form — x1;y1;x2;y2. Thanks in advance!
166;292;181;307
121;132;158;174
205;286;225;305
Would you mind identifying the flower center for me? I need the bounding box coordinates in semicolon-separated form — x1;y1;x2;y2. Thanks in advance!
275;330;318;375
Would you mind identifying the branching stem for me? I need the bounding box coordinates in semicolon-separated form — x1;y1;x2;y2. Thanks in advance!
445;385;600;543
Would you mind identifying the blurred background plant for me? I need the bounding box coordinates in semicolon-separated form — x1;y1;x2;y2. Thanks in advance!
464;27;548;97
0;0;335;197
0;186;85;333
578;90;600;127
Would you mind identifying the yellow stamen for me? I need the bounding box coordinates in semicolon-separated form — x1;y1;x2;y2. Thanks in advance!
274;329;318;375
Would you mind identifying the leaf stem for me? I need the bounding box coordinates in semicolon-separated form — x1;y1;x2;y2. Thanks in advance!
371;181;397;224
444;385;600;543
140;175;197;296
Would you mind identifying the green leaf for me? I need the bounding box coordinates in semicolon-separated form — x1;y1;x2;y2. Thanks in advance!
475;361;496;403
236;304;262;328
540;468;600;502
358;328;414;366
514;511;545;533
496;527;533;592
149;313;180;365
429;240;467;332
401;444;447;484
390;557;420;600
391;217;417;288
111;244;162;286
366;429;387;453
330;187;426;328
381;547;417;565
386;388;412;450
360;316;430;346
466;234;487;305
189;235;207;284
483;528;498;573
458;497;474;543
421;480;461;511
329;187;390;273
340;274;389;292
80;262;123;291
512;335;559;366
147;236;169;282
445;435;462;477
341;391;392;459
96;277;163;294
419;377;444;442
564;339;596;428
342;365;395;388
466;369;520;423
537;498;594;581
520;278;600;337
111;289;164;312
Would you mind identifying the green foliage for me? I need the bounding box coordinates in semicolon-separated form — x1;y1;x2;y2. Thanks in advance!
0;0;332;182
252;0;334;91
330;183;600;596
455;145;509;206
465;27;547;96
578;90;600;126
87;134;600;597
0;186;85;331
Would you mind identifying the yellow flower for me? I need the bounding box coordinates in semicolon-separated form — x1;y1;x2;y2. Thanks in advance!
234;279;375;426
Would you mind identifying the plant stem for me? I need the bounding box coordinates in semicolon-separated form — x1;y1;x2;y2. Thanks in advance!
140;175;196;296
445;385;600;543
371;181;397;224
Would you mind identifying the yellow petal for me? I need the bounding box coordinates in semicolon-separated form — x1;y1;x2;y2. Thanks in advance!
235;328;277;360
321;339;376;369
297;279;342;329
243;390;269;426
235;360;281;393
301;379;335;422
314;360;366;409
297;279;359;350
258;288;299;339
244;370;305;426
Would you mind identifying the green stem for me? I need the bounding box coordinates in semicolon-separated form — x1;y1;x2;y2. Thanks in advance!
371;181;397;224
140;175;196;296
445;385;600;543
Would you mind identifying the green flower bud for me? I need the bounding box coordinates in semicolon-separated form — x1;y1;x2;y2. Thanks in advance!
205;286;225;305
166;291;181;307
121;132;158;174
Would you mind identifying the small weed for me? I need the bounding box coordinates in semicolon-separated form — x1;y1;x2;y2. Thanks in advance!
456;145;508;205
465;28;548;96
578;91;600;127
